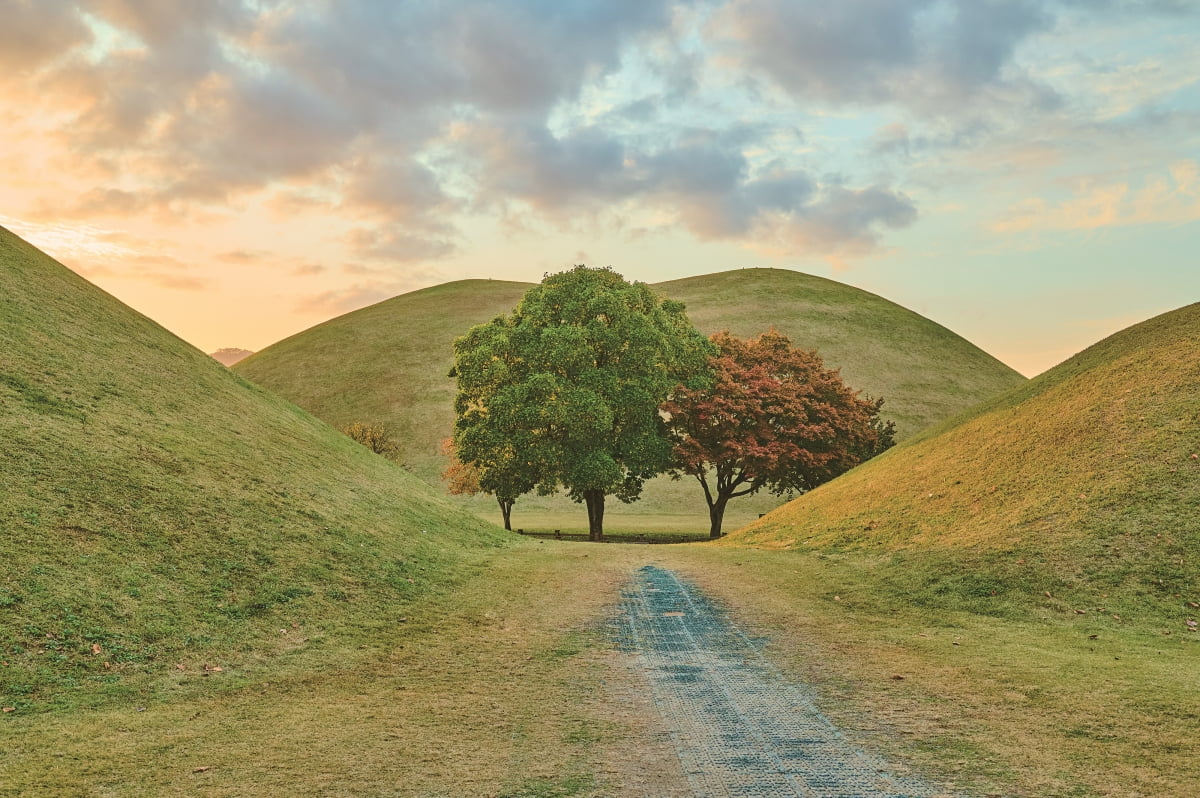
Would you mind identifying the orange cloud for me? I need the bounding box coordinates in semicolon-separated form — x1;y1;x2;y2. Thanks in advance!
992;161;1200;233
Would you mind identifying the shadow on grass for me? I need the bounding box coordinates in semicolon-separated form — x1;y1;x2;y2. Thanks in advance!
515;529;712;545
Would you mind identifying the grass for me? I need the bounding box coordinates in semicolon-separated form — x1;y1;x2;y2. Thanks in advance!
6;540;1196;796
663;545;1200;797
548;546;1200;796
0;543;685;797
0;226;507;717
6;224;1195;795
732;302;1200;621
234;268;1025;522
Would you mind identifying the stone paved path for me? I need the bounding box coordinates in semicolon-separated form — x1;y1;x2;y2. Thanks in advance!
613;565;954;798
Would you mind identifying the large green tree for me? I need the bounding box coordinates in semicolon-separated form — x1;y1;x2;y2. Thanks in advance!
451;266;712;539
664;330;895;538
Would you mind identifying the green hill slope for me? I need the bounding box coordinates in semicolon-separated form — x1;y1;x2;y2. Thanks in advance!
656;269;1025;438
733;302;1200;612
236;269;1024;527
237;279;530;477
0;228;506;712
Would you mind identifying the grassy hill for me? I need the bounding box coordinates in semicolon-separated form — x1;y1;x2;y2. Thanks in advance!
733;302;1200;615
0;227;506;714
235;269;1024;528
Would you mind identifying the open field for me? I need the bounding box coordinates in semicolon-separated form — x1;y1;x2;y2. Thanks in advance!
4;540;1197;797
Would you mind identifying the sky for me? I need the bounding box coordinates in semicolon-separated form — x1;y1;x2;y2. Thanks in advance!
2;0;1198;377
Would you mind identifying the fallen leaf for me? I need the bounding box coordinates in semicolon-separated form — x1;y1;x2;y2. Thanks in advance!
662;611;685;617
833;595;841;601
1188;602;1199;609
192;766;211;774
1044;591;1053;598
90;643;102;655
1073;609;1087;614
891;674;906;680
1;707;14;713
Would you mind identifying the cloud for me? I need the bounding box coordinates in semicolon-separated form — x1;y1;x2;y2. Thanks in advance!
0;0;91;76
992;160;1200;232
710;0;1055;112
460;122;916;255
345;226;457;262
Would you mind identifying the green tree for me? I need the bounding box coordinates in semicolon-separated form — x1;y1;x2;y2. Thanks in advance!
664;330;894;538
451;266;712;539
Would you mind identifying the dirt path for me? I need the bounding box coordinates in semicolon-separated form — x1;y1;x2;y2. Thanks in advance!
613;565;955;798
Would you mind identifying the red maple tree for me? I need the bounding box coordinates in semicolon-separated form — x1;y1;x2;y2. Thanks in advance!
663;329;894;538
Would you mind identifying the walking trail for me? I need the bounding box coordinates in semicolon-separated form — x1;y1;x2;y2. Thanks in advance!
612;565;956;798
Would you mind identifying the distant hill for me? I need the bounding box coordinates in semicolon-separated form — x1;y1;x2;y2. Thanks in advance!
732;303;1200;610
210;347;254;366
237;269;1025;502
0;227;505;712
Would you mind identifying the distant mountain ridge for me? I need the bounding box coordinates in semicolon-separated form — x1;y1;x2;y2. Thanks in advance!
210;347;254;366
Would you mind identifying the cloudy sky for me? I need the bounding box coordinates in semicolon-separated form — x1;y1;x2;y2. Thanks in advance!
3;0;1198;376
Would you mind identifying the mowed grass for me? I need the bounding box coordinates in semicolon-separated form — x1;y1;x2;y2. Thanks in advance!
236;268;1024;523
666;545;1200;798
1;543;690;797
0;227;507;718
735;304;1200;614
6;539;1196;796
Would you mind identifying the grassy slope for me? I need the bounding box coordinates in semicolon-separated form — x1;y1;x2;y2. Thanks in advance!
734;302;1200;617
656;268;1025;438
236;269;1024;527
0;227;506;714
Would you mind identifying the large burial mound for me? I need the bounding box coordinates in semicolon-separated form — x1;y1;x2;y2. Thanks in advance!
236;269;1025;504
0;228;505;712
735;303;1200;612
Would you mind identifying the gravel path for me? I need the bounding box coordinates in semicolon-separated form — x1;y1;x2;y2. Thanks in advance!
613;565;954;798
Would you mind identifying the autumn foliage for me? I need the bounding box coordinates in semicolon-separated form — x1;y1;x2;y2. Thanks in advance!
441;437;521;531
342;421;399;459
664;329;894;537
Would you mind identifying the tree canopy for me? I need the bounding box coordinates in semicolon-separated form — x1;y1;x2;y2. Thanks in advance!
664;329;895;538
451;266;713;539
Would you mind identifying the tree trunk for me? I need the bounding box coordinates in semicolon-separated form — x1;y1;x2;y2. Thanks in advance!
497;497;514;531
708;494;729;539
583;489;605;541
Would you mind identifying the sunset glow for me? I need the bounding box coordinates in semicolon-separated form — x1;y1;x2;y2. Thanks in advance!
3;1;1198;376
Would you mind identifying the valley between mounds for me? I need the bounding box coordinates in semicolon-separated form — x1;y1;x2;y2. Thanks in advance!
4;540;1197;798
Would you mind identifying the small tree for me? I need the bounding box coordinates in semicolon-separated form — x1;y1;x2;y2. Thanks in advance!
441;438;523;531
451;266;712;539
664;330;894;538
343;421;399;459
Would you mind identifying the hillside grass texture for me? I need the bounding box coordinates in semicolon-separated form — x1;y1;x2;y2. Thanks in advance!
2;227;1196;795
733;302;1200;625
0;227;508;717
235;269;1026;527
